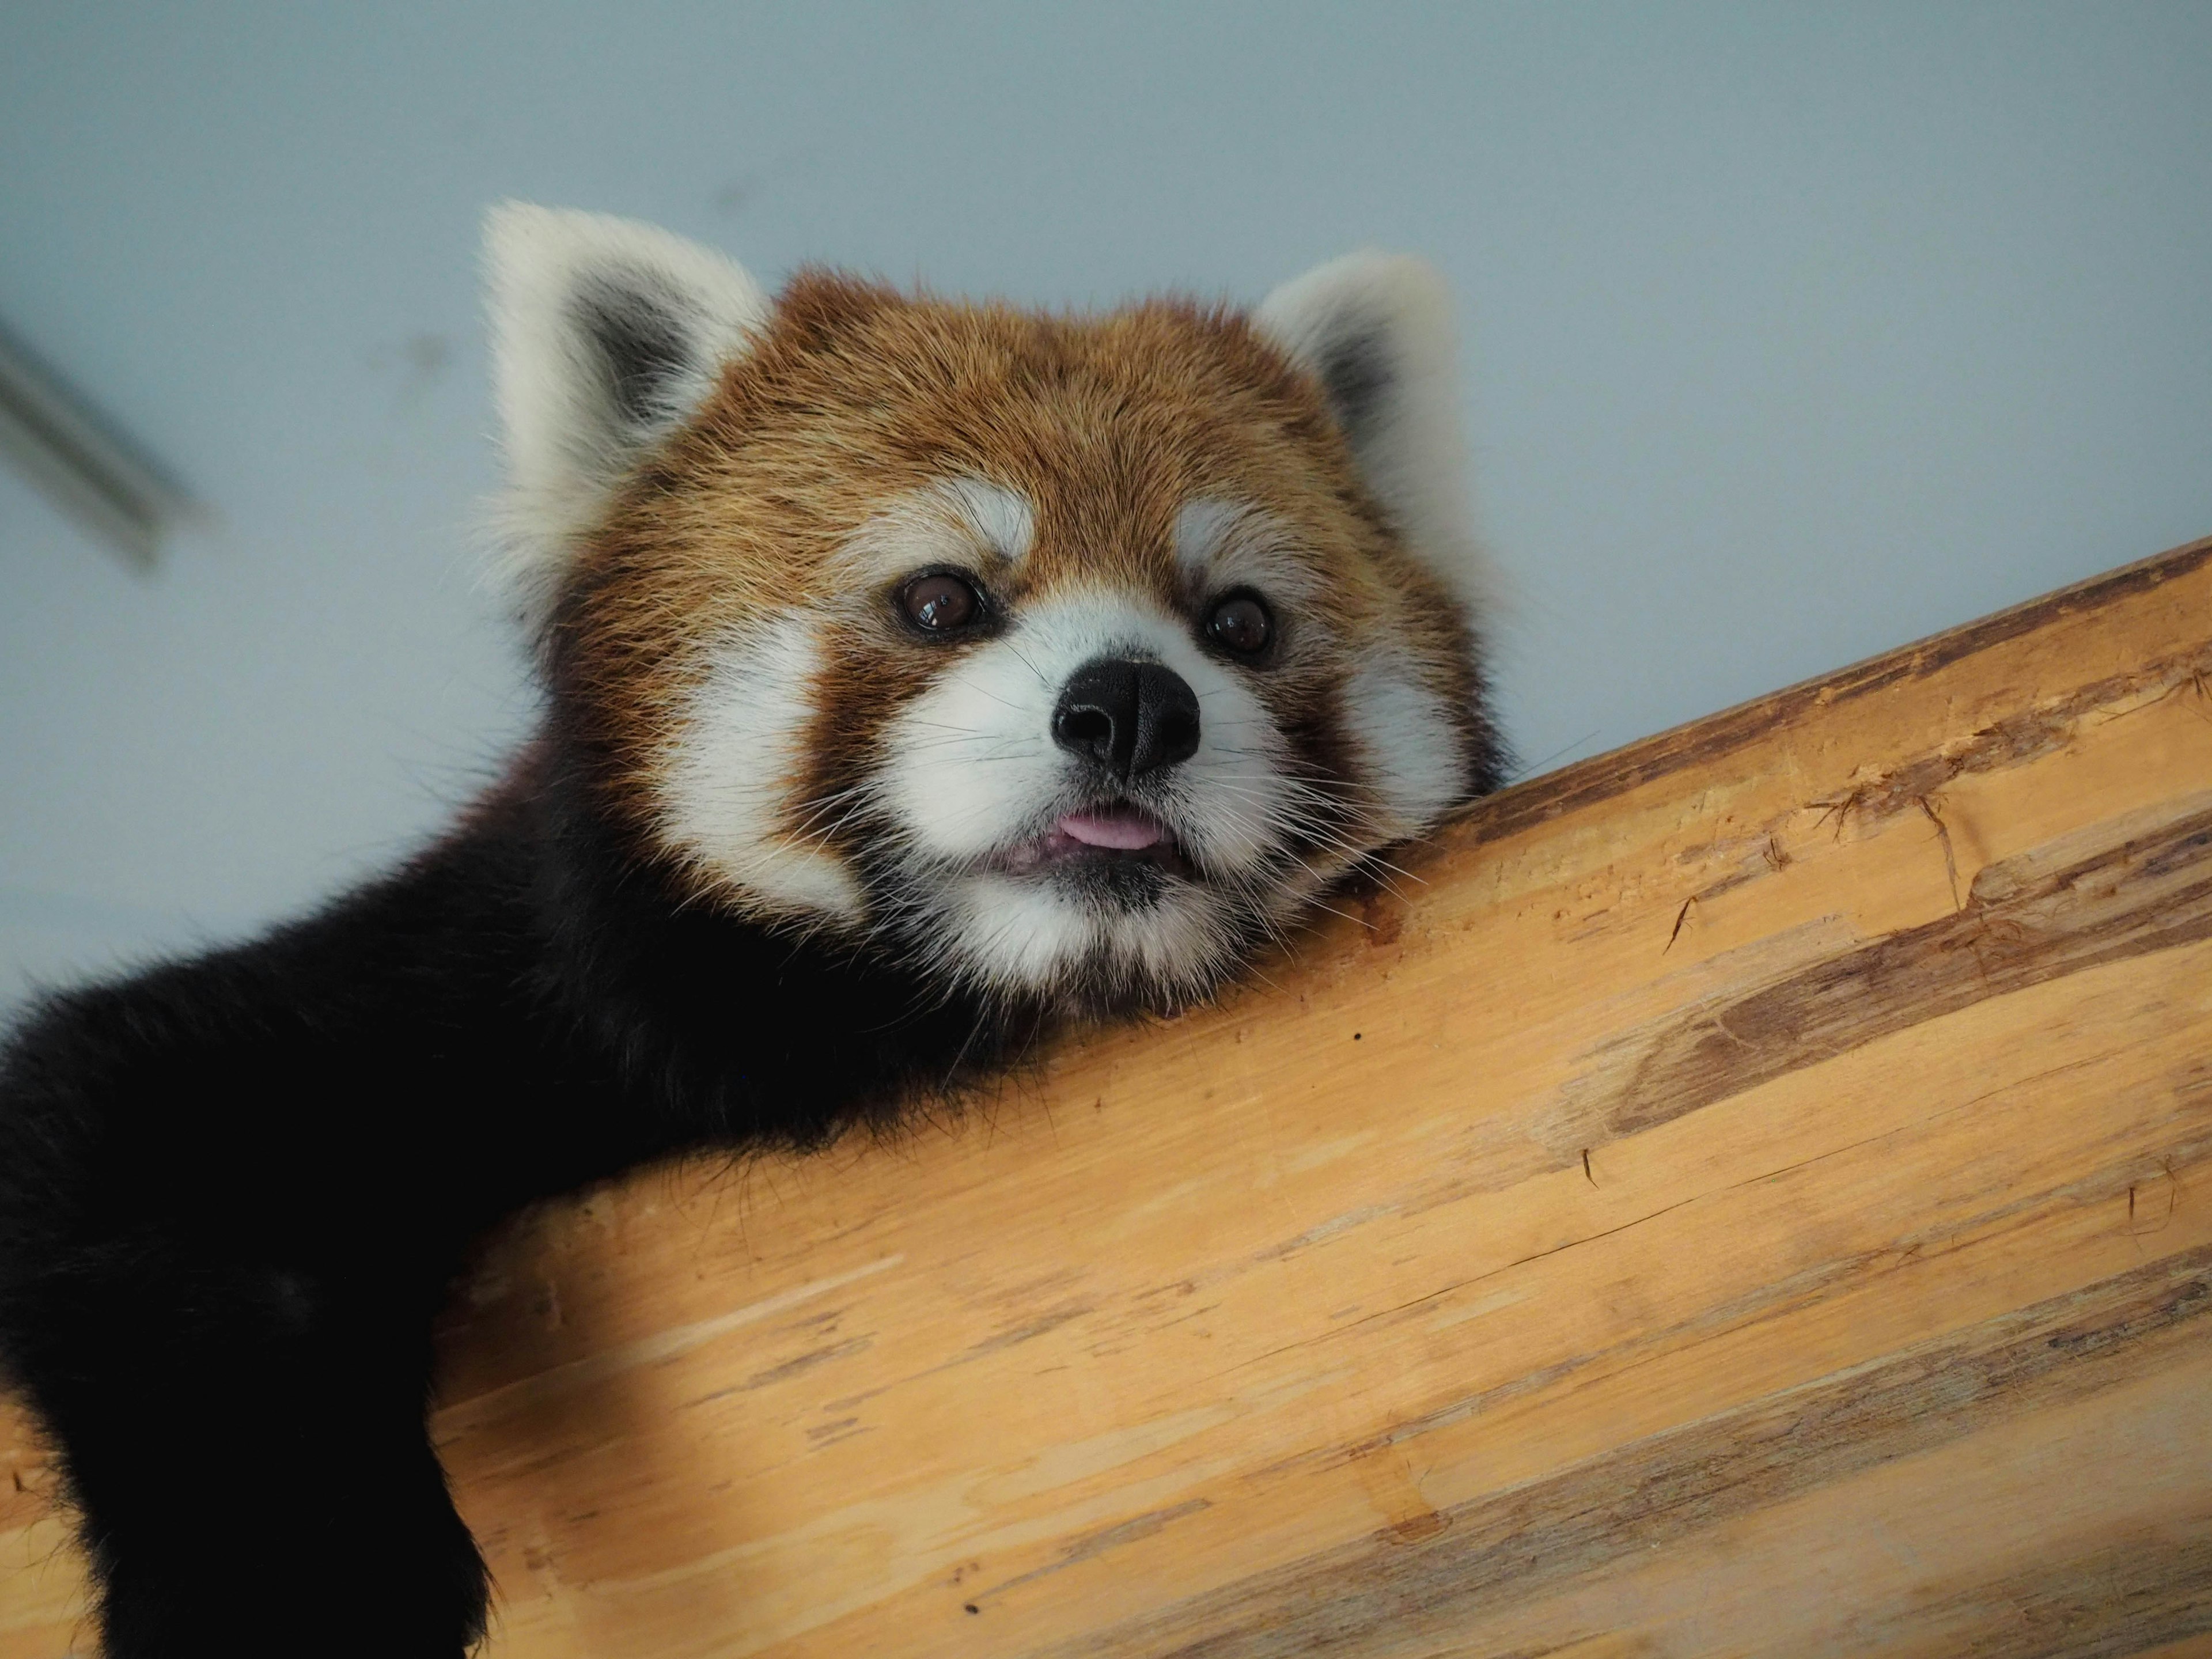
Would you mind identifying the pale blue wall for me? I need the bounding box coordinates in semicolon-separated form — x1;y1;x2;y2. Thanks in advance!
3;1;2209;1004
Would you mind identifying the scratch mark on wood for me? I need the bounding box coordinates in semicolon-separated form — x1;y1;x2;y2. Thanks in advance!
1664;895;1697;953
1812;787;1869;842
719;1338;872;1399
1919;794;1963;911
974;1499;1213;1605
1263;1206;1396;1262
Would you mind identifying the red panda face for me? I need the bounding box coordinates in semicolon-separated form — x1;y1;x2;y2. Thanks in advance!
488;209;1501;1012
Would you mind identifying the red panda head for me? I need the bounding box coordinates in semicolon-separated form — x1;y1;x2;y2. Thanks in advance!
486;206;1502;1013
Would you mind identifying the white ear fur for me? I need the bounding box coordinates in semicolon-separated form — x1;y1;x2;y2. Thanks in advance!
1256;252;1485;609
483;203;772;625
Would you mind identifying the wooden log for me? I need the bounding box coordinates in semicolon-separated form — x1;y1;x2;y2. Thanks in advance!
5;535;2211;1657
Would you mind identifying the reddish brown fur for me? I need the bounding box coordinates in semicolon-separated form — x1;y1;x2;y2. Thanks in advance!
552;272;1484;892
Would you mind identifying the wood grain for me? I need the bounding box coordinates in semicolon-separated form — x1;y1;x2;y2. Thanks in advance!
5;535;2211;1657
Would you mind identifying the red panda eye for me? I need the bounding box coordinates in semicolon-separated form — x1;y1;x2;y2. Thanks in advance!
900;573;982;633
1206;593;1273;657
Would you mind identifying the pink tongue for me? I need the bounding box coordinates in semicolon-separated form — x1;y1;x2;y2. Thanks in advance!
1057;807;1165;851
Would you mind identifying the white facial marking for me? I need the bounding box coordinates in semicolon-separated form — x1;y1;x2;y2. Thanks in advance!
940;478;1035;564
659;610;865;923
835;478;1035;586
1341;658;1468;840
1172;498;1328;613
1173;498;1247;581
934;870;1255;1003
940;876;1099;992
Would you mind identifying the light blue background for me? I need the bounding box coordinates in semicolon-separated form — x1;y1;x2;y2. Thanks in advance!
3;2;2209;1006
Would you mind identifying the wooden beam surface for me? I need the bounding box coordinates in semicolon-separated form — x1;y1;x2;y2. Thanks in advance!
6;536;2211;1657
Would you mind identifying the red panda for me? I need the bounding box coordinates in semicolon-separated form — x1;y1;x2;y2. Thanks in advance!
0;206;1502;1656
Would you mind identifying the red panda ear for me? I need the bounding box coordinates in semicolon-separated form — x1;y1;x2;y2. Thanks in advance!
482;203;771;625
1255;253;1484;608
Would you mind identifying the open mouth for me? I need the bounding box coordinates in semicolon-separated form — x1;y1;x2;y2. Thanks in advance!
995;803;1192;877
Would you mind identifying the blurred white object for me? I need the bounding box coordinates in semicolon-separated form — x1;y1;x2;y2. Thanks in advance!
0;322;193;569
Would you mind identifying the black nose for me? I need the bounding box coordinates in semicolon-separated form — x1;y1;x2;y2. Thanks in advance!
1052;658;1202;780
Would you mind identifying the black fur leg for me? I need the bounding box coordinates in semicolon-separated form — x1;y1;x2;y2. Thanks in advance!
23;1255;487;1657
89;1437;487;1659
